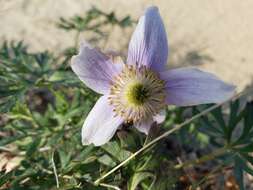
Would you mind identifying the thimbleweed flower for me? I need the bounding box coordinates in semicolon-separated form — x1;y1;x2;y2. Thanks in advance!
71;6;235;146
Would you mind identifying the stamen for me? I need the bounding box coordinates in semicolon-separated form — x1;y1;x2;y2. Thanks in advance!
124;83;148;106
109;65;166;123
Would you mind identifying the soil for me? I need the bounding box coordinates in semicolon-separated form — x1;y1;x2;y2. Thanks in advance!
1;0;253;91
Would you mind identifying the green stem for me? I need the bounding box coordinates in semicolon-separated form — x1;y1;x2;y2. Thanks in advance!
9;114;39;128
99;183;121;190
94;90;247;185
51;151;59;188
174;147;228;170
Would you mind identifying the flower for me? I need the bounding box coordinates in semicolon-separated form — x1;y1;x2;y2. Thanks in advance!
71;6;235;146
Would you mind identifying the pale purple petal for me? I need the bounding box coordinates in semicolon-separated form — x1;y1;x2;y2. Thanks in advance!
82;96;124;146
153;110;166;124
134;119;154;135
71;42;123;94
160;68;236;106
127;6;168;72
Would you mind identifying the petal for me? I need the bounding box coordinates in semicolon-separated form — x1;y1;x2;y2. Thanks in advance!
160;68;236;106
153;110;166;124
135;111;165;135
134;119;154;135
127;6;168;72
71;42;123;94
82;96;124;146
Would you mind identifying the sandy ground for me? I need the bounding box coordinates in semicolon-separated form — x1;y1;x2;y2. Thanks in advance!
1;0;253;91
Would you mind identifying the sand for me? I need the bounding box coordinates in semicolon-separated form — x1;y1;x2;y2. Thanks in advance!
1;0;253;91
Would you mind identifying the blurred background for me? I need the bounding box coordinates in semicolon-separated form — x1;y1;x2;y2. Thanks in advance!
1;0;253;91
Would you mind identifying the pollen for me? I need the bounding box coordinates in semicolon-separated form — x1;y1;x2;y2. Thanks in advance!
124;83;149;106
108;65;166;123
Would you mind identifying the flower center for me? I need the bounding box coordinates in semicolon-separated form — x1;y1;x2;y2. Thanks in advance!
124;83;149;106
108;65;166;123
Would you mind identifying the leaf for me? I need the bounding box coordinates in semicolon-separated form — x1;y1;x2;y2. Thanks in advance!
234;156;245;190
0;171;14;187
119;16;134;27
0;134;27;146
77;146;95;160
128;171;154;190
242;102;253;137
227;100;241;141
241;153;253;165
211;107;227;133
52;90;69;113
97;154;116;167
10;168;36;186
26;137;41;156
193;107;223;136
0;98;17;113
102;141;132;162
48;71;78;85
235;155;253;176
238;143;253;153
0;41;55;112
58;149;72;169
228;100;240;125
235;102;253;144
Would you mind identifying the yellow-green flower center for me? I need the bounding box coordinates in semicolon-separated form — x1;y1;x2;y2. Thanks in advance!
108;65;166;123
124;83;149;106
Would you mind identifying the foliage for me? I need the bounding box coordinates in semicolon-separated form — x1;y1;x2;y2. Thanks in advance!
191;100;253;190
0;7;253;190
57;6;135;62
57;6;134;32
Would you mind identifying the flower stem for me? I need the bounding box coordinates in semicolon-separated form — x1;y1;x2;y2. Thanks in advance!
51;151;59;188
99;183;121;190
94;89;248;185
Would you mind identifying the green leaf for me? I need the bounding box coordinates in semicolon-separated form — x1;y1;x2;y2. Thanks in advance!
212;107;226;126
10;168;36;186
48;71;78;85
78;146;95;159
235;155;253;176
210;106;228;134
97;154;116;167
102;141;132;162
193;107;223;135
119;16;134;27
241;153;253;165
128;171;154;190
227;100;241;141
0;133;27;146
0;98;17;113
235;102;253;144
0;171;14;187
228;100;240;124
0;41;55;112
52;90;69;113
234;156;245;190
26;137;41;156
58;148;72;169
242;102;253;135
238;143;253;153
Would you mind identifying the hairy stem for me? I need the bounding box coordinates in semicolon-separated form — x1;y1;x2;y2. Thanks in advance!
99;183;121;190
